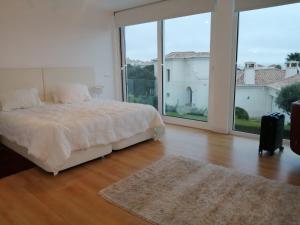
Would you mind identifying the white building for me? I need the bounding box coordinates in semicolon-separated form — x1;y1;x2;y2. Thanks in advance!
164;52;210;115
164;52;300;119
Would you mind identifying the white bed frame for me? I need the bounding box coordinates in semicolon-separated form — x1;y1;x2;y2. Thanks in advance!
0;68;156;175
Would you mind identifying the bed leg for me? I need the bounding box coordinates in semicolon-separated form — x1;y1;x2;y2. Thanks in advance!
53;171;59;176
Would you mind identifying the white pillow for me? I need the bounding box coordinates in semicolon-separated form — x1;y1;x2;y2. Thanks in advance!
0;88;42;112
53;84;92;104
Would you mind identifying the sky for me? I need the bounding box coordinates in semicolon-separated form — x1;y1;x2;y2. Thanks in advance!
125;2;300;66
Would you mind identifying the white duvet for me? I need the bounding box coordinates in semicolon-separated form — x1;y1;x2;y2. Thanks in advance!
0;100;164;171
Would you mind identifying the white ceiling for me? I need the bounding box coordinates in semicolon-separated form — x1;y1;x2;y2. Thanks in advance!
99;0;163;12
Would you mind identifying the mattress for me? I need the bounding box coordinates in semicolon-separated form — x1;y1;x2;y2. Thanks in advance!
0;100;165;172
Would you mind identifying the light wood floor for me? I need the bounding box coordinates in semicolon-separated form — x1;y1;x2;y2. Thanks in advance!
0;124;299;225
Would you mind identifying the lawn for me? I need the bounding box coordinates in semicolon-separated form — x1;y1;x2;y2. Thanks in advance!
165;113;290;139
165;112;208;122
234;118;261;134
234;118;290;139
165;112;290;139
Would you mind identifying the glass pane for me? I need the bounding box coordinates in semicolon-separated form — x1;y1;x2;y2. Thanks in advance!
234;3;300;139
163;13;211;121
124;22;158;108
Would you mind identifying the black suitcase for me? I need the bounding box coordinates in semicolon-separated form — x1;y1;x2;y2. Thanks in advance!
259;112;285;155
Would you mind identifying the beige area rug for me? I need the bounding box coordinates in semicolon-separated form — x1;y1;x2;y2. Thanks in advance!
99;155;300;225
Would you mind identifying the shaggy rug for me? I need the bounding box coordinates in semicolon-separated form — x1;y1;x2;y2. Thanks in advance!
99;155;300;225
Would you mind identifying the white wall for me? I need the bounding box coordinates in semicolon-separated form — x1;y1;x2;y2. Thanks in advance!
164;58;209;111
0;0;115;99
235;86;272;118
235;86;290;123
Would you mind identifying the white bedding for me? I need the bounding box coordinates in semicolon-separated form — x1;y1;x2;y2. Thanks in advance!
0;100;164;171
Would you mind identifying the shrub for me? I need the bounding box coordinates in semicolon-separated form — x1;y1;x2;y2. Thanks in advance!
165;104;177;113
235;107;249;120
176;105;191;115
190;107;207;116
276;82;300;115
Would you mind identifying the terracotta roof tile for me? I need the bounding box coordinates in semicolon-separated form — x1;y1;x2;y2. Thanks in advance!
268;74;300;89
236;68;286;86
255;69;285;85
236;70;244;85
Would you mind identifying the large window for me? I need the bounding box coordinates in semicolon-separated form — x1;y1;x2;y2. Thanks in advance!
233;3;300;138
163;13;211;121
120;1;300;133
124;22;158;108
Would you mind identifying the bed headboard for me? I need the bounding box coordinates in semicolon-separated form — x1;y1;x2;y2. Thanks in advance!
43;67;95;102
0;69;44;100
0;67;95;102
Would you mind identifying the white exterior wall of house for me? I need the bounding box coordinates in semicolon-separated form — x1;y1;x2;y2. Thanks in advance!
286;61;299;77
164;57;209;112
235;86;290;122
163;54;291;122
235;86;273;118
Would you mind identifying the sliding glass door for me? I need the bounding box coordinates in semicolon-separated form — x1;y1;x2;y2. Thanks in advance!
123;22;158;109
122;13;212;123
233;3;300;139
163;13;211;121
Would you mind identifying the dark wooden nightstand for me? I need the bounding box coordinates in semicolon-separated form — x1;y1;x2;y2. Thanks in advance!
0;144;35;178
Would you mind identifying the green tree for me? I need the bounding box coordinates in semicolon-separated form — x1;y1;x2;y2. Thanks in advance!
286;52;300;66
127;64;155;80
126;64;157;108
276;82;300;115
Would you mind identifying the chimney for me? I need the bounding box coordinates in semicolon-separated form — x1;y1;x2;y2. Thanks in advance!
286;61;299;77
244;62;256;85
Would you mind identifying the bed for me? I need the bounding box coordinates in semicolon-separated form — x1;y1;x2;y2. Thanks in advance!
0;68;164;175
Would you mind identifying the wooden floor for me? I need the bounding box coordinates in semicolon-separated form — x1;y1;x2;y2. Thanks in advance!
0;124;299;225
